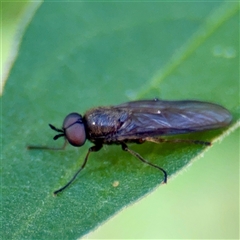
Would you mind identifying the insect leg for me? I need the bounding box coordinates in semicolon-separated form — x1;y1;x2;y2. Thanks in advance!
27;124;66;150
27;140;68;150
121;143;167;183
53;144;103;195
145;137;211;146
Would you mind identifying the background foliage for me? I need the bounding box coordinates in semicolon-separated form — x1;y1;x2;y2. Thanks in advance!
2;1;239;239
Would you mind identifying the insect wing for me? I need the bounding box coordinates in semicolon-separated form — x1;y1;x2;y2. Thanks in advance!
114;100;232;138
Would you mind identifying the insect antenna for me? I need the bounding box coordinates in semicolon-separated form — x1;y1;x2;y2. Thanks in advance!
49;124;63;133
27;124;66;150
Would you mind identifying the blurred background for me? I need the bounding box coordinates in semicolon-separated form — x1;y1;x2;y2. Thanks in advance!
1;1;30;83
2;2;239;239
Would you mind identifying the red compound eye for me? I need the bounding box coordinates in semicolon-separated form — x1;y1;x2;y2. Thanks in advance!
63;113;86;147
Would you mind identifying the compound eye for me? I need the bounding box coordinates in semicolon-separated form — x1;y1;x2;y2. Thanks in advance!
63;113;86;147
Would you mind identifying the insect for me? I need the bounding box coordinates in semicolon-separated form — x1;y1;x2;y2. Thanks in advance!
28;99;232;195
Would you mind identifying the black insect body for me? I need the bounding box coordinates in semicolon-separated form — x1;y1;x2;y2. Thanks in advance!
28;99;232;195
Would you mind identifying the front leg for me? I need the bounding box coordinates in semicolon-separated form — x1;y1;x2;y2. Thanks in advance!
54;143;103;195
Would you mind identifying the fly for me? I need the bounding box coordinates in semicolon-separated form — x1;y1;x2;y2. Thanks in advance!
28;99;232;195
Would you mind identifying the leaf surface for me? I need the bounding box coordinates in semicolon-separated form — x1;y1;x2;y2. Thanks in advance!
2;2;239;239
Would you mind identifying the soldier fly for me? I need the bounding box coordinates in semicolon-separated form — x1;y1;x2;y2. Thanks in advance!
28;99;232;195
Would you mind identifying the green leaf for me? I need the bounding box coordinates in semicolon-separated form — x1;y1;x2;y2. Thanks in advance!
2;2;239;239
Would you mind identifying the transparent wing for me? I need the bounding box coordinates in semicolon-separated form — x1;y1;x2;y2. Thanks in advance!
113;99;232;138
